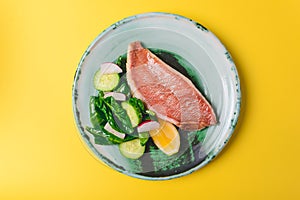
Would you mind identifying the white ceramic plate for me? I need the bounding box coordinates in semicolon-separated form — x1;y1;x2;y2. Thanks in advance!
72;12;241;180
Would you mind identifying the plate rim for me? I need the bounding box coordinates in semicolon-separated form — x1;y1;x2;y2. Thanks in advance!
72;12;241;180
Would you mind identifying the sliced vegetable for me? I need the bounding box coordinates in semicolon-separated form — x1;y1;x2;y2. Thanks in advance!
121;101;142;127
119;139;145;159
104;92;126;101
149;119;180;156
100;62;123;74
137;120;160;133
94;72;119;91
104;122;125;139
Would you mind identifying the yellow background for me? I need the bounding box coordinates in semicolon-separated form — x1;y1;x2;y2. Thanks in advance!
1;0;299;199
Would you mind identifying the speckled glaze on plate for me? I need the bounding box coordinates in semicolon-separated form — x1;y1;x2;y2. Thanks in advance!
72;12;241;180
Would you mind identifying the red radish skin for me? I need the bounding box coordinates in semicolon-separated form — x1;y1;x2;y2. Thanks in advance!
104;123;125;139
100;62;123;75
137;120;160;133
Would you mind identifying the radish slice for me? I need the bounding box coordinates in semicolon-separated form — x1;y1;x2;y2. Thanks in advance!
104;123;125;139
137;120;160;133
104;92;126;101
100;62;122;74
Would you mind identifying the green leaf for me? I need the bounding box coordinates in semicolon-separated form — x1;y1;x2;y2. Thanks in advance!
104;96;134;134
85;126;116;145
129;97;145;113
89;96;106;128
114;82;131;97
86;126;137;145
124;134;139;142
139;132;149;146
144;110;157;121
115;55;127;73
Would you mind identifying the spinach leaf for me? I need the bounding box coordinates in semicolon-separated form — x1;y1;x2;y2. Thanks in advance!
104;96;134;134
86;126;137;145
105;106;126;133
127;97;144;123
114;82;131;97
128;97;157;122
115;55;127;73
89;96;106;128
129;97;145;113
91;93;134;135
85;126;118;145
98;90;104;98
139;132;149;146
94;94;129;134
143;109;158;121
124;134;139;142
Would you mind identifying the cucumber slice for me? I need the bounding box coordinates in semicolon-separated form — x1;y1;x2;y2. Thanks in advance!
119;139;145;159
94;71;119;91
121;101;142;127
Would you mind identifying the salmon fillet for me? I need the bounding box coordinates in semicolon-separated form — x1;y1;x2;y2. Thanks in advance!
126;41;217;130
